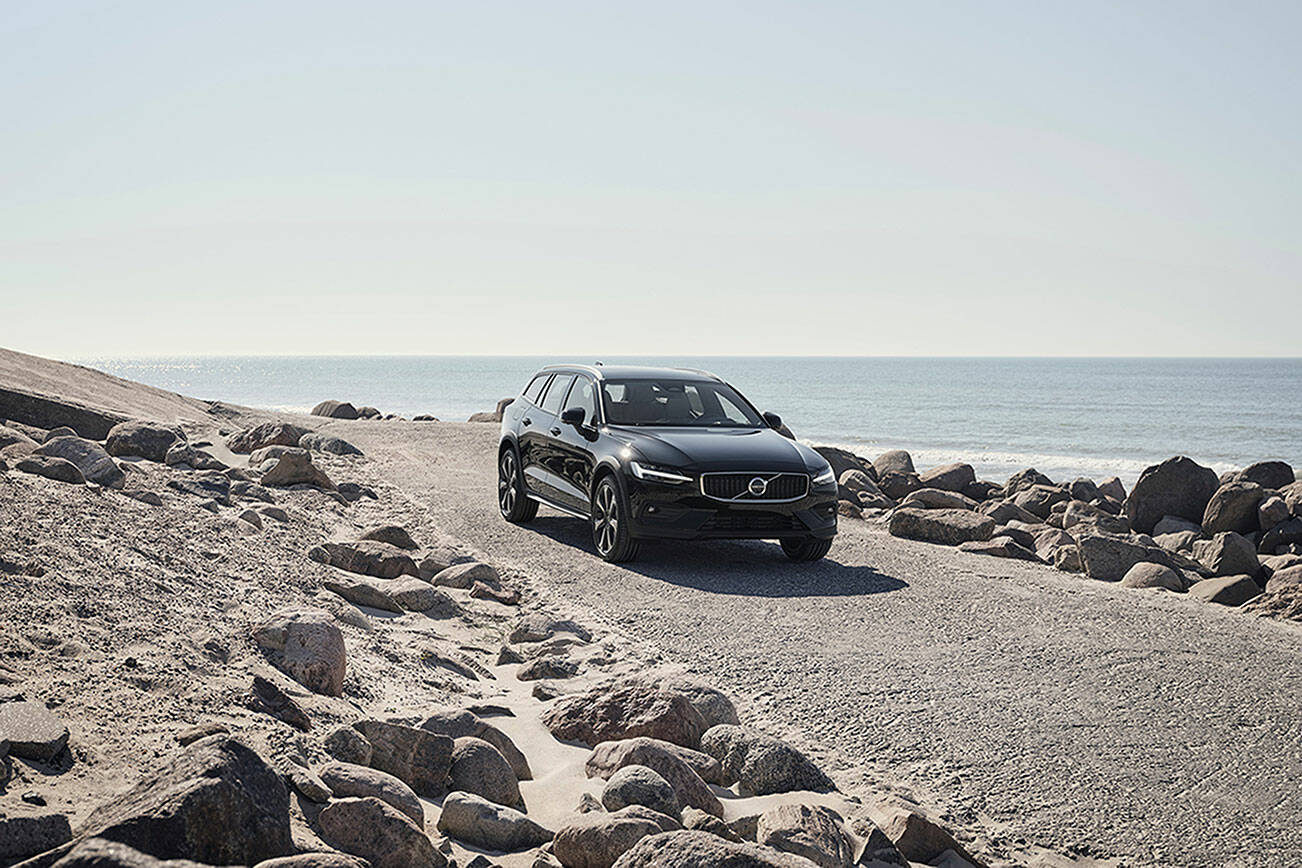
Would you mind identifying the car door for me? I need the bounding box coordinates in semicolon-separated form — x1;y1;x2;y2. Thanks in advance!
551;375;600;512
516;373;553;498
529;372;574;502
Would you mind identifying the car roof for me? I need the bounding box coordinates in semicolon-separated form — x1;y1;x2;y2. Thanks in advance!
537;363;722;382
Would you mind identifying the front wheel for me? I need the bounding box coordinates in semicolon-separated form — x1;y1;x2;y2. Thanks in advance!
499;448;538;523
591;477;639;563
781;536;832;562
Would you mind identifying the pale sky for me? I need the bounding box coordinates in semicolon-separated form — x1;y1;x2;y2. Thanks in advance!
3;1;1299;358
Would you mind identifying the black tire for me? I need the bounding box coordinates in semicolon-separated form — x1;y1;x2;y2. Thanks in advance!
781;536;832;562
498;446;538;523
591;475;639;563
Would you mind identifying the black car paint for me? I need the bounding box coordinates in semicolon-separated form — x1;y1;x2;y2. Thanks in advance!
499;365;838;542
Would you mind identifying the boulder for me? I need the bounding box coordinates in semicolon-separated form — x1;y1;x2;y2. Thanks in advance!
228;423;311;454
586;737;724;815
875;471;921;501
351;720;454;797
287;765;332;803
356;406;381;419
255;856;369;868
249;676;311;732
262;449;335;490
436;791;553;851
1;814;73;864
324;726;373;766
16;456;85;484
602;765;680;818
252;607;346;696
316;797;444;868
554;807;681;868
1098;477;1126;501
105;422;182;463
681;807;742;843
1261;516;1302;553
322;575;404;614
167;472;232;506
991;525;1037;550
698;725;834;796
0;701;69;760
660;679;739;730
1237;460;1295;490
1154;515;1202;536
1076;533;1186;582
962;480;1001;502
1266;564;1302;593
917;463;975;493
898;489;977;511
34;437;124;488
417;544;474;580
311;540;419;579
1013;485;1069;519
311;401;360;420
1005;468;1053;497
611;830;820;868
432;561;501;590
957;538;1041;562
1194;532;1260;577
299;433;363;456
48;839;214;868
886;509;994;546
814;448;875;483
1053;545;1082;573
419;708;532;781
977;500;1040;525
1188;575;1261;606
359;525;418;550
385;578;455;612
756;804;854;868
232;480;276;502
1062;500;1129;535
318;762;424;825
248;445;294;467
1202;482;1267;535
518;657;579;681
872;450;914;477
470;581;521;605
0;423;37;451
1259;496;1290;532
1120;562;1186;591
1067;478;1100;502
76;737;291;865
510;613;592;644
449;736;522;809
872;804;972;866
541;679;708;749
1125;456;1220;534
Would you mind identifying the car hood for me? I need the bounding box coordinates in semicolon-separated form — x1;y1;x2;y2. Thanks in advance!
606;426;818;473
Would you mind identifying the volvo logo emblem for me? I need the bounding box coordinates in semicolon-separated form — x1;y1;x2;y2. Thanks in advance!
747;477;768;497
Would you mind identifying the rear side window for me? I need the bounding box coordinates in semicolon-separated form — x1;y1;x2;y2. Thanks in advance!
523;374;550;405
540;373;575;414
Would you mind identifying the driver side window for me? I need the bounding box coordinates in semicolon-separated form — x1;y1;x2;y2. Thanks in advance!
563;377;597;424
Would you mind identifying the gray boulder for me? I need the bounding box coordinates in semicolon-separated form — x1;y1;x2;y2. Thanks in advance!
1;814;73;864
1068;478;1100;502
554;807;680;868
1124;456;1220;534
359;525;417;550
261;449;335;490
1013;484;1069;519
418;708;532;780
432;561;501;589
351;720;453;798
1261;516;1302;553
510;613;592;643
917;462;974;493
872;450;914;477
1154;515;1202;536
436;791;553;851
165;443;226;470
1238;460;1295;490
254;856;369;868
251;607;346;696
318;762;423;825
757;804;854;868
1120;562;1186;591
978;499;1040;525
886;508;994;546
541;679;707;749
698;725;834;796
311;401;360;420
0;701;69;760
957;538;1041;562
898;488;977;511
299;433;363;456
1076;533;1189;582
661;679;739;730
34;437;124;488
612;830;820;868
316;797;444;868
602;765;680;818
1202;482;1266;535
48;839;206;868
105;421;181;462
449;736;522;810
1005;468;1053;497
1188;575;1261;606
310;540;419;579
16;455;85;485
875;470;922;501
1194;532;1260;577
167;472;232;506
324;726;373;766
1098;476;1127;502
586;737;723;816
1259;495;1290;531
228;422;310;454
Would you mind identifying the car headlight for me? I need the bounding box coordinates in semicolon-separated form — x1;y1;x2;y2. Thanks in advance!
811;466;836;487
629;461;693;484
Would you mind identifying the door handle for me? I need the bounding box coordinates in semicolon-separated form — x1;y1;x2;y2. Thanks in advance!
522;417;532;426
550;426;562;436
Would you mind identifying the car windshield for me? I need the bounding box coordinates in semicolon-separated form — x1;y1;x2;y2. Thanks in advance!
600;378;764;427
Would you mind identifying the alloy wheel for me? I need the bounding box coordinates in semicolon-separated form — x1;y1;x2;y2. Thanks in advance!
593;482;618;556
498;452;517;516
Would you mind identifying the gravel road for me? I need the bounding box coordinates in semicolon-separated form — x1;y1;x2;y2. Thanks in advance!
351;421;1302;868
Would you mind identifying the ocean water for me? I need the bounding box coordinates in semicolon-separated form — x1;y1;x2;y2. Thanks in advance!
78;356;1302;488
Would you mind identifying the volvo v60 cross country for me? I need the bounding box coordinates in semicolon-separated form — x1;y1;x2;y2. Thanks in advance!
496;364;838;563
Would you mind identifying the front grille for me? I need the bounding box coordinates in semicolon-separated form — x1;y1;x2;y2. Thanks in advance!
701;472;809;502
700;511;804;532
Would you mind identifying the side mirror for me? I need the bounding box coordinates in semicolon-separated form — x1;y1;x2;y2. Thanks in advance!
561;407;586;426
763;411;783;429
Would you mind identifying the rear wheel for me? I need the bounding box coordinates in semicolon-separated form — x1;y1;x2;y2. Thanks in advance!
592;476;639;563
781;536;832;562
498;447;538;523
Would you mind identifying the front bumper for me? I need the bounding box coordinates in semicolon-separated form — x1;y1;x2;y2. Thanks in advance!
624;475;838;541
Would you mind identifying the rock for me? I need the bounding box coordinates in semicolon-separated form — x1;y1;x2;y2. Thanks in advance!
756;804;854;868
886;508;994;546
1120;562;1186;591
1076;533;1185;582
238;509;264;529
898;488;977;511
16;455;86;484
1266;564;1302;593
1188;575;1261;606
386;577;455;612
249;445;295;467
698;725;834;796
250;676;311;731
167;472;232;506
1124;456;1220;534
1094;476;1125;501
436;791;554;851
311;401;360;420
1013;484;1069;519
1202;482;1267;535
317;797;445;868
299;433;363;456
1238;460;1295;490
417;544;473;579
518;657;579;681
1154;515;1202;536
660;679;739;730
872;805;971;866
0;423;38;450
1062;500;1130;535
1194;532;1260;577
977;500;1040;525
319;761;424;825
875;470;921;501
837;469;881;500
252;607;346;696
287;765;332;802
232;480;276;502
259;505;290;522
352;720;453;798
1154;530;1199;553
105;421;182;463
0;813;73;863
1004;468;1054;497
815;448;876;483
228;422;311;454
412;414;437;422
449;736;523;810
419;708;532;781
34;437;124;488
1067;478;1100;502
433;561;501;589
76;736;291;865
602;765;680;818
324;726;373;766
541;679;708;749
510;613;592;644
1053;545;1082;572
311;540;419;578
1261;516;1302;553
262;449;336;490
990;525;1036;550
1259;495;1290;531
957;538;1041;562
470;581;522;605
356;406;381;419
322;575;404;614
872;450;914;477
681;807;741;842
612;830;819;868
48;839;213;868
254;856;369;868
176;722;229;746
917;463;974;493
586;737;723;816
0;701;69;761
359;525;418;549
554;807;681;868
962;480;1001;502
